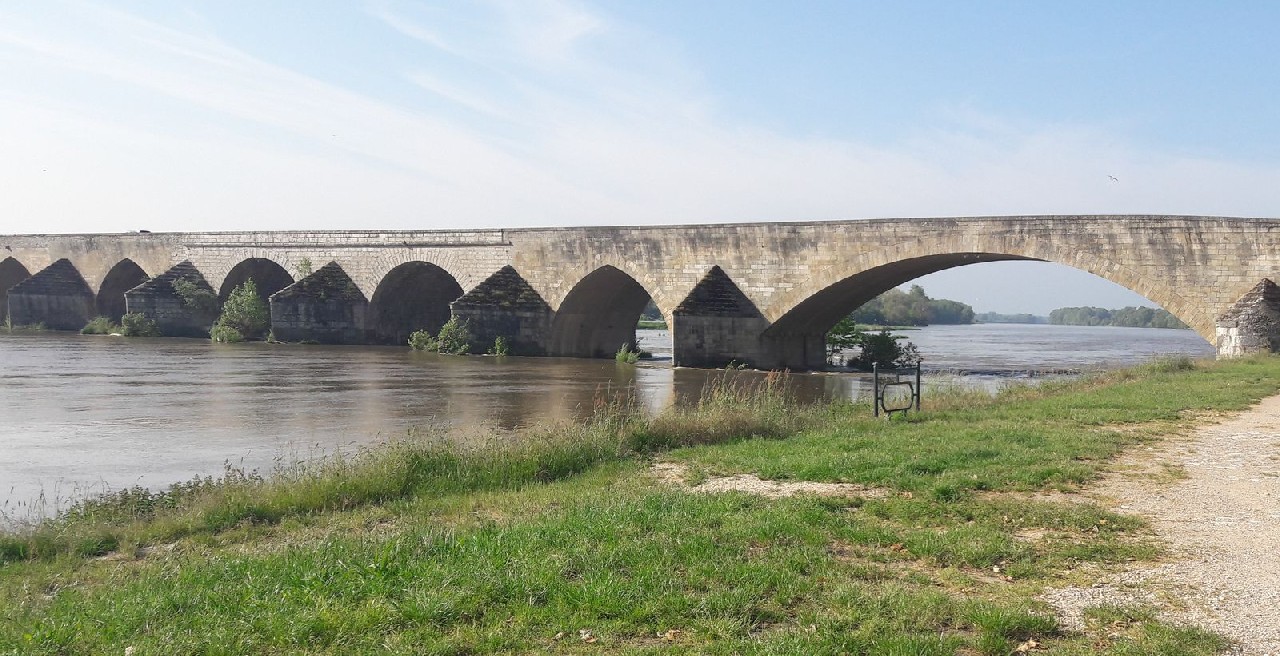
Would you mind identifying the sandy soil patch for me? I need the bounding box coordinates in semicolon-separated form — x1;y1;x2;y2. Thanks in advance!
1043;394;1280;655
651;462;891;499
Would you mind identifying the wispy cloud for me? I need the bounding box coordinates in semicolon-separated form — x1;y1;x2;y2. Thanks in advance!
0;0;1275;236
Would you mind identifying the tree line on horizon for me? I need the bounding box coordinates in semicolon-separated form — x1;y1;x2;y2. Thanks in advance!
848;285;975;326
1047;306;1188;329
975;307;1188;329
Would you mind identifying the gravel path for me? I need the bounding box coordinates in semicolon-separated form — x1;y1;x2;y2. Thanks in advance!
1044;394;1280;654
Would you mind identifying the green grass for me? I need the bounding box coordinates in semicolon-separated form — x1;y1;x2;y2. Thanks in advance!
4;356;1280;654
637;320;668;330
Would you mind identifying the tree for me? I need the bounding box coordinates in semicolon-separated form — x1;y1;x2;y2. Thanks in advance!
825;317;864;365
214;279;270;341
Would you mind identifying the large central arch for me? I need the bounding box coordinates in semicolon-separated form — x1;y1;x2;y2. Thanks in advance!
766;253;1035;338
746;235;1201;369
548;265;653;358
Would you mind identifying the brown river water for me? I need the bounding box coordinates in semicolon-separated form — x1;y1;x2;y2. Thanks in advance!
0;325;1214;520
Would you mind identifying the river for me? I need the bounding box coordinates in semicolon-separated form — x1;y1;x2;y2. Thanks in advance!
0;324;1214;519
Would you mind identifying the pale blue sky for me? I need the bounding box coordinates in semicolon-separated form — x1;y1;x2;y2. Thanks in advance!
2;1;1277;314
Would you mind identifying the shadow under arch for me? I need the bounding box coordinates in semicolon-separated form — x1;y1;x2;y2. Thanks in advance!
219;258;294;302
0;256;31;322
368;261;464;345
96;259;149;322
549;265;653;358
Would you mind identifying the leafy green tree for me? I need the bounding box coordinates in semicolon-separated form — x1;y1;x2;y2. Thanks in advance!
171;278;219;316
435;317;473;354
825;317;864;365
120;312;161;337
214;279;270;341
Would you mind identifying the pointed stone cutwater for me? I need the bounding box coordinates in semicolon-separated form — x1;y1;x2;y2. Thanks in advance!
1216;278;1280;356
7;258;94;330
451;265;552;355
672;266;771;368
269;261;369;344
125;261;220;337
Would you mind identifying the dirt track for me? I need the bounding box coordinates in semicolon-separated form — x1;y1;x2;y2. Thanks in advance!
1045;395;1280;654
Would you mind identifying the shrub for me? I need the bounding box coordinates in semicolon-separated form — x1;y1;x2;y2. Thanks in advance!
489;335;511;356
171;278;219;315
435;317;473;354
616;343;640;364
210;324;244;343
847;329;919;371
214;279;270;341
407;329;438;351
120;313;160;337
80;316;118;335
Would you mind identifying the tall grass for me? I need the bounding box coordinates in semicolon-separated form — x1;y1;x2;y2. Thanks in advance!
0;373;821;563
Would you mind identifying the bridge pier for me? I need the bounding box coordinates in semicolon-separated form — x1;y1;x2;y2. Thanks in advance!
124;261;219;337
1215;279;1280;357
7;259;95;330
268;262;369;344
670;266;828;370
450;266;553;356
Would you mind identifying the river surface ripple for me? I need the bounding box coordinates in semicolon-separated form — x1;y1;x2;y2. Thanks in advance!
0;324;1214;518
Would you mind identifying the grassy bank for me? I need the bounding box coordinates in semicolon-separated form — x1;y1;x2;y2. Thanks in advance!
4;357;1280;654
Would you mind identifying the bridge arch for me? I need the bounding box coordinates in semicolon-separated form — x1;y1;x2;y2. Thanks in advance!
219;258;294;302
0;257;32;322
752;234;1204;369
96;259;149;322
368;261;464;344
768;233;1199;334
548;265;655;358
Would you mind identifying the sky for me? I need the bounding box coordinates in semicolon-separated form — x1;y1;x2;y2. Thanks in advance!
2;1;1277;314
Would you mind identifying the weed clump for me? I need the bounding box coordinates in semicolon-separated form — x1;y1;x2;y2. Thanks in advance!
407;317;473;354
120;312;160;337
80;316;118;335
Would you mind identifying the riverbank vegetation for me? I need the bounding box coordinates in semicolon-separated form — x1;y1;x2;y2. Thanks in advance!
850;285;975;326
975;311;1047;324
4;357;1280;653
1049;306;1189;329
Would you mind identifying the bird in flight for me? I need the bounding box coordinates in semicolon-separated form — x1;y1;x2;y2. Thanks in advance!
1108;175;1119;183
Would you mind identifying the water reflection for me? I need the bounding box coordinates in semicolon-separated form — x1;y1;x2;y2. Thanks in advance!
1;324;1214;516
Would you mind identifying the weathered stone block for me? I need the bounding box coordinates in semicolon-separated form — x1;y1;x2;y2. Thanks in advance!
1216;279;1280;356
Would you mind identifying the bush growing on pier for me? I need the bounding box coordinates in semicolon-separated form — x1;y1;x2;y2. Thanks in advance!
210;324;245;343
80;316;118;335
488;335;510;356
435;317;473;354
407;328;437;351
615;343;640;364
120;313;160;337
213;279;269;341
171;278;219;315
406;318;474;354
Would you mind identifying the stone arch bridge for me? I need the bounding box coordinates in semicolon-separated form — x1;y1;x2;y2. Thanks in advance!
3;216;1279;369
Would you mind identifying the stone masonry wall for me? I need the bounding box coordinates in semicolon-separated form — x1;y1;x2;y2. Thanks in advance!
6;216;1280;365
